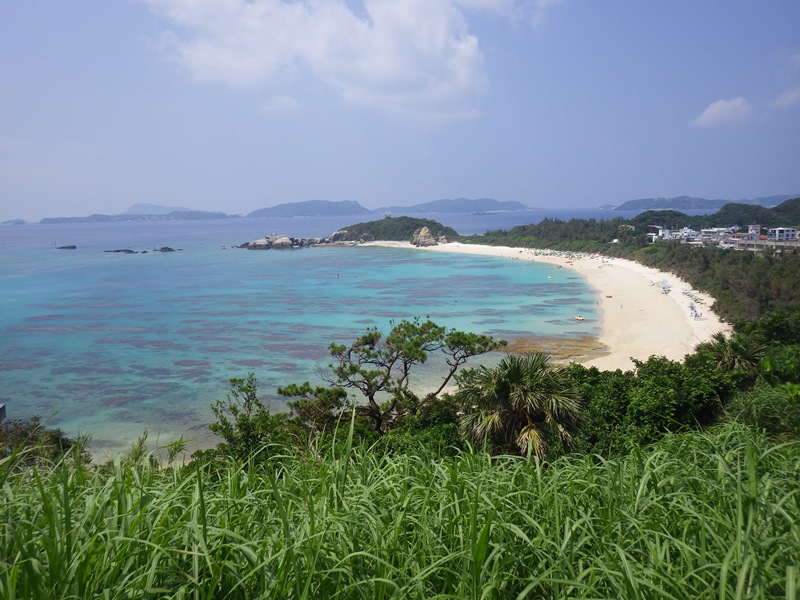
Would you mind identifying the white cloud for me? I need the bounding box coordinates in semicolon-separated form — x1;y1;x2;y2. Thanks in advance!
526;0;562;29
773;86;800;109
141;0;506;121
454;0;562;27
689;97;754;128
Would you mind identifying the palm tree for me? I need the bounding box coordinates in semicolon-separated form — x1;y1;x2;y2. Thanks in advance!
695;332;766;373
456;353;582;459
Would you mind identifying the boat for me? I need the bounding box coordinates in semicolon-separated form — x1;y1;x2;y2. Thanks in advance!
573;315;585;321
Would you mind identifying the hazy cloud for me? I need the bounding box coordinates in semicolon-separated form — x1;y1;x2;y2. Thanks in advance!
689;97;754;128
141;0;507;121
773;86;800;109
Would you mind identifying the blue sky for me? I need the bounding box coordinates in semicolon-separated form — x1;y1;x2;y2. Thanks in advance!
1;1;799;222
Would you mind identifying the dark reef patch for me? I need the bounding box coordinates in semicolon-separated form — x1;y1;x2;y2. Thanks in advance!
230;359;271;368
173;360;210;368
199;345;234;353
101;395;147;407
0;361;43;371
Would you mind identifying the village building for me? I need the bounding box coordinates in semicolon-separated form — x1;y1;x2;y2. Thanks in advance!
648;221;800;253
767;227;798;241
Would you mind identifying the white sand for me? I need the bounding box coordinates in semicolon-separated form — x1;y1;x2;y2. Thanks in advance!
365;241;731;371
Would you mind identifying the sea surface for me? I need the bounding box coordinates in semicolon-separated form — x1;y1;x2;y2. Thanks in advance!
0;209;679;455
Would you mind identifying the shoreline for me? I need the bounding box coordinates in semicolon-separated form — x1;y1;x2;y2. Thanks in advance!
365;241;731;371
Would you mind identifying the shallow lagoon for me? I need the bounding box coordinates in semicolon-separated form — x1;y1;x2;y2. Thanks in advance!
0;218;598;455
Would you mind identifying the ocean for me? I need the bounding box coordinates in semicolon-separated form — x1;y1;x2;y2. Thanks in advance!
0;209;649;455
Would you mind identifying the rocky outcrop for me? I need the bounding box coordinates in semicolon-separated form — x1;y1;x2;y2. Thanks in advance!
239;233;330;250
411;226;439;247
242;237;272;250
270;236;293;249
103;246;181;254
242;233;361;248
326;229;351;243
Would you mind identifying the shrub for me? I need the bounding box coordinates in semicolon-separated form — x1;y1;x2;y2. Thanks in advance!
726;384;800;438
0;416;89;470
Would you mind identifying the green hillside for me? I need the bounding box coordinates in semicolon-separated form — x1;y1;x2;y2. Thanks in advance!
630;197;800;229
334;216;459;241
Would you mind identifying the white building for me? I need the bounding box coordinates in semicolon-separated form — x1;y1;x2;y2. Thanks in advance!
700;227;735;243
767;227;798;241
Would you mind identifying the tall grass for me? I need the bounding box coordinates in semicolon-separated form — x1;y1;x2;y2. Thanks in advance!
1;422;798;598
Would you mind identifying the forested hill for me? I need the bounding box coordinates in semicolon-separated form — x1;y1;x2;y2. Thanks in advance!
334;216;458;242
628;197;800;229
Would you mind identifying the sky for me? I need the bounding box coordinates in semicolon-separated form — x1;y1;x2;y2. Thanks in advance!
1;1;799;222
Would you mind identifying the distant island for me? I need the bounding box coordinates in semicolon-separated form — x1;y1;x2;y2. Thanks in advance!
247;200;372;218
379;198;531;214
40;210;234;224
36;198;531;223
247;198;531;217
124;203;192;215
614;194;796;211
29;194;800;224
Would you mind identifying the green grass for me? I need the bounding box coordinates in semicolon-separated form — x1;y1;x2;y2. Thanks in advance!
1;422;798;599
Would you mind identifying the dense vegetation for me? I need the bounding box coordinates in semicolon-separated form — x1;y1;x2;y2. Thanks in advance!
336;216;459;242
0;416;89;470
2;369;798;600
2;421;798;599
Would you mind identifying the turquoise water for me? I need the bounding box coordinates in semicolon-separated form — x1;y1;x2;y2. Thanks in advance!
0;220;598;455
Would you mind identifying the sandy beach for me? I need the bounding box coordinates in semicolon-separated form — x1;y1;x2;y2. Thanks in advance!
366;241;730;371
